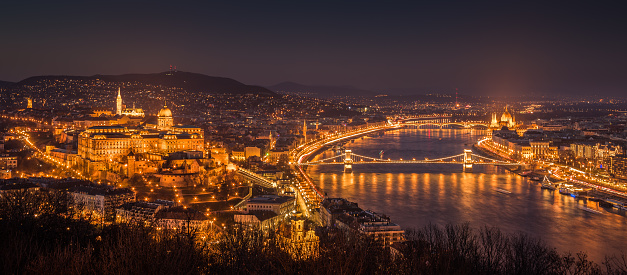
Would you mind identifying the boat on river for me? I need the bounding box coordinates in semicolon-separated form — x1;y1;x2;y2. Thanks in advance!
496;188;512;194
333;145;344;154
559;188;570;195
541;176;557;191
571;189;589;199
559;184;590;199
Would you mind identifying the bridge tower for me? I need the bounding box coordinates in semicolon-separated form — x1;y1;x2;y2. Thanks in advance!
463;149;473;172
344;149;353;173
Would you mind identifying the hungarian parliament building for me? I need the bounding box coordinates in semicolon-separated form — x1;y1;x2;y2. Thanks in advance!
76;89;204;178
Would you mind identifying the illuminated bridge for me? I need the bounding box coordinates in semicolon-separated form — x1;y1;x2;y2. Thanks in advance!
290;118;499;210
398;117;489;129
297;149;522;173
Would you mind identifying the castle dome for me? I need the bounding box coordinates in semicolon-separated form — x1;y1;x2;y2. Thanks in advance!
158;106;172;117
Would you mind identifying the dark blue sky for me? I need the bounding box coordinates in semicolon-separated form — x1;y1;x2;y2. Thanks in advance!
1;1;626;96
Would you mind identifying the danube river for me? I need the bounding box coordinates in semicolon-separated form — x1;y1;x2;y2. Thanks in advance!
307;128;627;263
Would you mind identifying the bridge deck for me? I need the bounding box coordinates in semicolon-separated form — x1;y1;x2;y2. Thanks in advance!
297;161;521;166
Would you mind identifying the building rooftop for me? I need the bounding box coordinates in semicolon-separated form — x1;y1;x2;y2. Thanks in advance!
247;195;295;205
322;197;362;214
118;200;175;211
0;180;39;191
154;206;206;220
248;210;279;221
70;185;134;196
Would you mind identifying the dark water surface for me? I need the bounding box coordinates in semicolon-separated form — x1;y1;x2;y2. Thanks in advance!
308;128;627;263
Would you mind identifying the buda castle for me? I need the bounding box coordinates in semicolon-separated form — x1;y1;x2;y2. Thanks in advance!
77;89;204;178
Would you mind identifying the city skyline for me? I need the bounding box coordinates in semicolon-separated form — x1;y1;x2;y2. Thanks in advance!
4;2;627;272
2;1;627;97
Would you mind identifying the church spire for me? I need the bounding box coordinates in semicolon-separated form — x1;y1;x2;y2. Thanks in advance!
116;87;122;115
303;120;307;143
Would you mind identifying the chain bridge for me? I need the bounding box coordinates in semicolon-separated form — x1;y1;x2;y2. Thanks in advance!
297;149;522;172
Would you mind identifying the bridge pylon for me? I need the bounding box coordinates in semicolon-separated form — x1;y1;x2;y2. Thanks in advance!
463;149;473;172
344;149;353;173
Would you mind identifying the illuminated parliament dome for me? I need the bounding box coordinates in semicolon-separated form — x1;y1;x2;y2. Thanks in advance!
500;109;512;122
490;106;516;128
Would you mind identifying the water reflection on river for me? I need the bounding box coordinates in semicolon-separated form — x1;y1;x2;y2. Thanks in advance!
307;129;627;263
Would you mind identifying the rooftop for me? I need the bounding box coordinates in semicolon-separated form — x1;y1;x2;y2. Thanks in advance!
247;195;295;205
154;206;206;220
70;185;134;196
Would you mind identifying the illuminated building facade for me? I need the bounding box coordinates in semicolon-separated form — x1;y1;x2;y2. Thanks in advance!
278;212;319;258
116;88;145;117
490;106;517;128
70;185;135;220
116;88;123;115
77;106;204;175
158;104;173;130
609;156;627;179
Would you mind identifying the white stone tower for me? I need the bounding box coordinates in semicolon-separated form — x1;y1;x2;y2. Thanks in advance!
116;88;122;115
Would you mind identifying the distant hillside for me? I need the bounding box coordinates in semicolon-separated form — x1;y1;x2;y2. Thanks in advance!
16;71;276;96
0;80;15;89
267;82;379;97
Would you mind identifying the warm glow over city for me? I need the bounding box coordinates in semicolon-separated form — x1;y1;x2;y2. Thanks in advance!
1;1;627;273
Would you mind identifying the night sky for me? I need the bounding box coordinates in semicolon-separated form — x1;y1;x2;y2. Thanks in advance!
1;1;626;96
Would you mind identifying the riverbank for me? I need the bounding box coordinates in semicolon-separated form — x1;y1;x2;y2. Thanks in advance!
309;128;627;263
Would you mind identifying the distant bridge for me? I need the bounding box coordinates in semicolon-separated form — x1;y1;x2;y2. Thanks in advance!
398;117;489;129
297;149;522;172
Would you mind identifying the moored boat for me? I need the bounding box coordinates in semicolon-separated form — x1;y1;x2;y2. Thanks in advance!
541;176;557;190
559;183;575;196
559;187;571;195
571;188;589;199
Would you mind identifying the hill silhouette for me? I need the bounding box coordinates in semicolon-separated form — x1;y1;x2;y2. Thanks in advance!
0;80;15;89
267;81;379;97
16;71;275;96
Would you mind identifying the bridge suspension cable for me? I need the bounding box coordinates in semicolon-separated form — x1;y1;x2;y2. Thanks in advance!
297;151;521;166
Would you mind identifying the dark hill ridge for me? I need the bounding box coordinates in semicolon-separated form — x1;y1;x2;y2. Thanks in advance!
0;80;15;89
267;81;379;97
16;72;275;96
